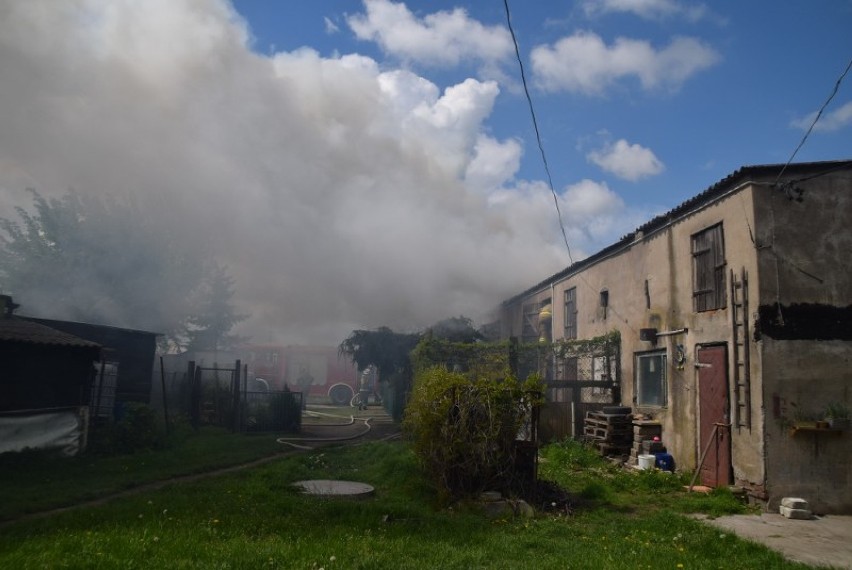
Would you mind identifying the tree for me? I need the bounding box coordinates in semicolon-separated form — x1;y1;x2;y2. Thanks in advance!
0;189;246;350
426;315;483;343
180;263;248;352
339;326;420;382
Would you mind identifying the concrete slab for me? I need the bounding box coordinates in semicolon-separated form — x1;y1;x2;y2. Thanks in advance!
293;479;375;499
693;513;852;569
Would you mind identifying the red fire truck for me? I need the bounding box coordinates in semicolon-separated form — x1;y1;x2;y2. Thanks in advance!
243;345;359;405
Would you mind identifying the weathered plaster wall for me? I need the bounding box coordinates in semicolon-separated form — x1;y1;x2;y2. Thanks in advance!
761;339;852;513
753;170;852;513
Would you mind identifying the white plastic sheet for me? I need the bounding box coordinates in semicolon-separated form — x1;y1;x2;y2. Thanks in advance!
0;409;85;456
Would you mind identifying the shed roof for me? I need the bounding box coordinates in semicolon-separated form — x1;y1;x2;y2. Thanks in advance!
0;316;102;348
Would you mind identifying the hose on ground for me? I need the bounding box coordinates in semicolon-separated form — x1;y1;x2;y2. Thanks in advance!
276;417;374;449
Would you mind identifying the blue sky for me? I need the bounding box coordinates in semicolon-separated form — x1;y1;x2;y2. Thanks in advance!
0;1;849;342
232;0;852;213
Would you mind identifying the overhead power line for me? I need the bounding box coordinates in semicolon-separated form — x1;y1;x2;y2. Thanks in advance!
502;0;574;265
502;0;637;334
774;57;852;185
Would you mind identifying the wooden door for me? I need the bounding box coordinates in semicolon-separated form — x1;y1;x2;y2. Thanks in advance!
697;345;731;487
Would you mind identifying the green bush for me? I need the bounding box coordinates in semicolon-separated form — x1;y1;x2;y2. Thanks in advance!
89;402;166;455
403;365;542;501
270;388;302;432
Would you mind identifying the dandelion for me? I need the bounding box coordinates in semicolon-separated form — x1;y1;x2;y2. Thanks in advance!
138;514;143;519
330;556;336;562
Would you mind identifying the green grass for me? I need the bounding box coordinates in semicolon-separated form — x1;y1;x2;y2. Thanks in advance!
0;437;813;569
0;426;284;520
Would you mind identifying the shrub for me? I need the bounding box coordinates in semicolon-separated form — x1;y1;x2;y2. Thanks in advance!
403;365;542;501
89;402;166;455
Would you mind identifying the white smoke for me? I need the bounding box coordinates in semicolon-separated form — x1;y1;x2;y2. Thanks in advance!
0;1;627;344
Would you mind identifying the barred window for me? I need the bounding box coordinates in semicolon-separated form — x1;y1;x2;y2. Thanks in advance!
692;223;727;312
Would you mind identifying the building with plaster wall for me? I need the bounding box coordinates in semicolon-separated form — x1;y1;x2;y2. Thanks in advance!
498;160;852;513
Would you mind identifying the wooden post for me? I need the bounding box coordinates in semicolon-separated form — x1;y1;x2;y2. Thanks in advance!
188;361;199;430
689;423;720;492
93;357;107;425
232;359;241;433
159;356;170;435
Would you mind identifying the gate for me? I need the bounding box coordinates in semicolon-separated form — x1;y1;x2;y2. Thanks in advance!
184;361;302;433
538;333;621;441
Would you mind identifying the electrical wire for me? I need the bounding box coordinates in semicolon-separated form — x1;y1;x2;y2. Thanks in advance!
774;57;852;185
503;0;638;334
503;0;573;265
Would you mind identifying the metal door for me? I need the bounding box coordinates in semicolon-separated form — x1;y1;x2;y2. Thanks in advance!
697;345;731;487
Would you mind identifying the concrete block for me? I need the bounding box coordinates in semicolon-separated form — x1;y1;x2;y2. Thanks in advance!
779;505;813;520
781;497;810;510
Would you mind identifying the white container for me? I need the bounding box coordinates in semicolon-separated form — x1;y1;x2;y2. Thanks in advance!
638;454;656;470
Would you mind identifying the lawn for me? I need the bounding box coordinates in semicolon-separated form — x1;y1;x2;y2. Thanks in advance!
0;435;814;569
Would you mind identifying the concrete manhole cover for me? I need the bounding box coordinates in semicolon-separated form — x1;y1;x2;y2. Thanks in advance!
293;480;375;498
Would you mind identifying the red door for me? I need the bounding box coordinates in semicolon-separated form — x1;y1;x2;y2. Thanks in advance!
697;345;731;487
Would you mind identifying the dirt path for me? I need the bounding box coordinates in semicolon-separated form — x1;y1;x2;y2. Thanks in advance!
2;407;400;529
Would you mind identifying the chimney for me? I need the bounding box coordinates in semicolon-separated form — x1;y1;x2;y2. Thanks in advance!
1;295;20;318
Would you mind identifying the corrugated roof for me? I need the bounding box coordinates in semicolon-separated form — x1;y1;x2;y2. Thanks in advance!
504;159;852;306
0;317;102;348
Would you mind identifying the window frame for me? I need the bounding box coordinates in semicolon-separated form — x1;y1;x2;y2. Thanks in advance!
564;287;577;340
691;223;727;312
634;350;667;408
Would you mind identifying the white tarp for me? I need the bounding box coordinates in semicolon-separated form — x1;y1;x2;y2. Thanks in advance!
0;409;86;456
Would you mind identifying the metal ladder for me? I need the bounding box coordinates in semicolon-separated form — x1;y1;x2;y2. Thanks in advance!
730;268;751;431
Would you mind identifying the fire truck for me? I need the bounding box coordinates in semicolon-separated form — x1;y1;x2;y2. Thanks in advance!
243;345;359;405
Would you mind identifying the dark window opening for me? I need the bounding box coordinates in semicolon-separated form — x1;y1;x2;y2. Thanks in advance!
564;287;577;340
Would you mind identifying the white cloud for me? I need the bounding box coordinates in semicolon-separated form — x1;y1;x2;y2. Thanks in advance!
324;16;340;34
587;139;665;181
0;0;570;343
582;0;708;21
346;0;513;69
791;101;852;133
531;31;719;95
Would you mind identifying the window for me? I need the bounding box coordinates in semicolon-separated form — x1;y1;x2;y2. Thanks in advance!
635;351;667;407
599;289;609;320
564;287;577;339
522;302;541;342
692;223;726;312
90;361;119;418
